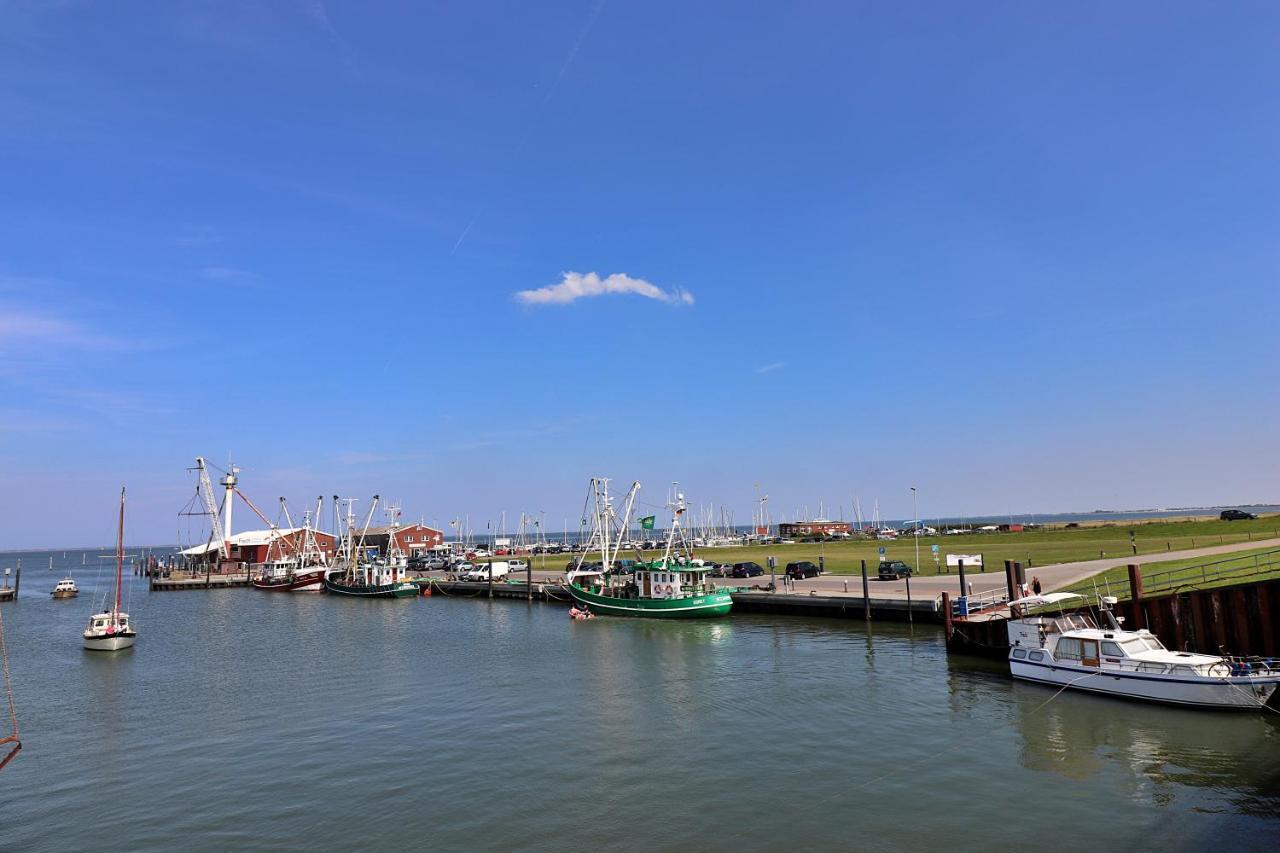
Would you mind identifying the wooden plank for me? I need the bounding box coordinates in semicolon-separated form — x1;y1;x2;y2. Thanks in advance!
1229;588;1252;654
1256;582;1277;657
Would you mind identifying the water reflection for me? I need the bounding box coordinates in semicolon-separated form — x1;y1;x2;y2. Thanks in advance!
947;653;1280;814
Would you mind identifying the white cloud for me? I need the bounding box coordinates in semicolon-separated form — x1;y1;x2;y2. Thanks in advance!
515;271;694;307
0;306;127;350
756;362;786;374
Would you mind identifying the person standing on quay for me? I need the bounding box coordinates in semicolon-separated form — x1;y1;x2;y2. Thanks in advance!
1032;576;1042;596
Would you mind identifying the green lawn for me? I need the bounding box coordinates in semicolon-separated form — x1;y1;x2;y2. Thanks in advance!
517;514;1280;577
1059;544;1280;600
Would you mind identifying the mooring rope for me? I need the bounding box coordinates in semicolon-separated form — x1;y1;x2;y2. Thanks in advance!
0;603;20;771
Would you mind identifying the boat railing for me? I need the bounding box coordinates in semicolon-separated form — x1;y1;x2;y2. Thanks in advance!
1031;648;1278;678
950;588;1008;616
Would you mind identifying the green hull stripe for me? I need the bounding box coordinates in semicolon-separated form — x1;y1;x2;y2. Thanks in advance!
568;585;733;618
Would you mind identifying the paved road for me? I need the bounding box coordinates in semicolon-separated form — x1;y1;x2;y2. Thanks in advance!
525;537;1280;602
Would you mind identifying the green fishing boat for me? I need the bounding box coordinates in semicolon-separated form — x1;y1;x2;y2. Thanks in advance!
565;478;733;619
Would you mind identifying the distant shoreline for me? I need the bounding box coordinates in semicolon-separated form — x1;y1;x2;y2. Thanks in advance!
2;504;1277;554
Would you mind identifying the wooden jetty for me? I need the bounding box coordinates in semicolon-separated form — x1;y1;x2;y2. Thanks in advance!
729;590;938;621
150;572;251;591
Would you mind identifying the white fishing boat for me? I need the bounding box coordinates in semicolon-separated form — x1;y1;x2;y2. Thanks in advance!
83;487;137;651
1006;593;1280;710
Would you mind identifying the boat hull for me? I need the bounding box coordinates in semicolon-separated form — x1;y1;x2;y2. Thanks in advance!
252;569;327;593
1010;658;1280;710
324;577;418;598
567;584;733;618
51;591;78;599
83;632;136;651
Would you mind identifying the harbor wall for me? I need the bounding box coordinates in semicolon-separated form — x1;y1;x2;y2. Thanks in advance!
1120;576;1280;658
946;575;1280;659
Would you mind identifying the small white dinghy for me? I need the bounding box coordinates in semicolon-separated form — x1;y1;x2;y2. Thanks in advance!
83;487;136;652
1007;592;1280;710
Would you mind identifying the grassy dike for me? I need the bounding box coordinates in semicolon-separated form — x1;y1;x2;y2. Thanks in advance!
515;514;1280;577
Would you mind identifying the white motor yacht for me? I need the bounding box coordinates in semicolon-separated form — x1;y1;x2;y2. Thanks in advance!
51;577;78;599
1007;592;1280;710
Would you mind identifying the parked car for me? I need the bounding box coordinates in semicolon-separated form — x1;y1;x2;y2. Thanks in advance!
452;561;476;575
785;561;822;579
706;562;733;577
878;560;913;580
1220;509;1257;521
412;556;449;570
506;559;529;573
731;561;765;578
462;562;511;582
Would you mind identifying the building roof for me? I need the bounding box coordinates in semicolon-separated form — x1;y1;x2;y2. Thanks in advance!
360;524;442;536
179;528;332;555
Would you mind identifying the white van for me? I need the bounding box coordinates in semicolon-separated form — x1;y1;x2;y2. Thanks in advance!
462;562;510;582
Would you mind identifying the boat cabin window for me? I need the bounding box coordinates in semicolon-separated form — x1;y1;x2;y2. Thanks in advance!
1028;651;1045;662
1136;662;1167;673
1053;614;1097;633
1012;649;1027;659
1122;637;1163;654
1172;665;1196;676
1055;638;1083;661
1101;641;1124;658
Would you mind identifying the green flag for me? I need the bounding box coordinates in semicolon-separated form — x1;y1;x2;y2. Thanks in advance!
639;515;655;530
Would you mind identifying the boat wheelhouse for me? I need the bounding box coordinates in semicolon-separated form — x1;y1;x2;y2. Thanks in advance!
1007;593;1280;710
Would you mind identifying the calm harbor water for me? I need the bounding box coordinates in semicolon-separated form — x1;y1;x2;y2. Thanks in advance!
1;550;1278;851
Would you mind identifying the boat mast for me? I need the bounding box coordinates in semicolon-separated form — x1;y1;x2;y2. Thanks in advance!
660;483;685;568
114;486;125;616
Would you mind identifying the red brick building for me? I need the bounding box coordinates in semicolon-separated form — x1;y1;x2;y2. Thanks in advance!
778;520;852;538
358;524;445;556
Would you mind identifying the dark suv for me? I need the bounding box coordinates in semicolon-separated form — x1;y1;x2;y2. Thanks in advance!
878;560;913;580
731;561;765;578
785;561;822;579
1220;509;1257;521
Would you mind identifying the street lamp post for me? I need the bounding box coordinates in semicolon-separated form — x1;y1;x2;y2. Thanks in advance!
911;487;920;578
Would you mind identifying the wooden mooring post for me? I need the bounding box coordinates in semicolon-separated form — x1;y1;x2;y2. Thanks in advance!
860;559;870;620
1126;563;1146;629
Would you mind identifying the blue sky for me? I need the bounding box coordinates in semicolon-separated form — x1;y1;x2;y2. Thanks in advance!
1;2;1277;547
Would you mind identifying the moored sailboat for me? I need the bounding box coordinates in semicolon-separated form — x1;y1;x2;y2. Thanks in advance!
83;487;137;651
